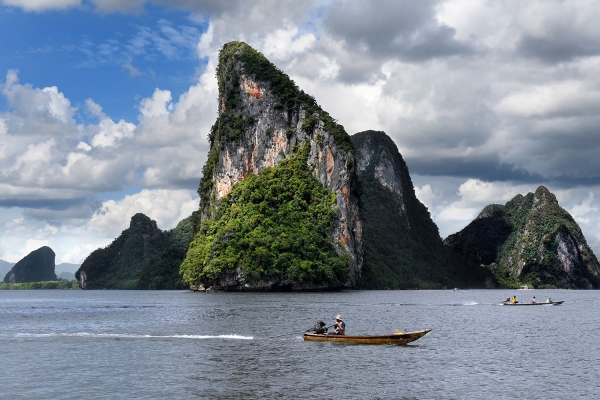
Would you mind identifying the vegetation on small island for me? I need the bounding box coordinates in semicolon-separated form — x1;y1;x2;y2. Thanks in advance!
75;213;195;289
181;143;349;289
0;280;79;290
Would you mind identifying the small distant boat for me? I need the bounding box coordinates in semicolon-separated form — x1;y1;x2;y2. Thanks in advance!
303;329;432;345
501;300;564;306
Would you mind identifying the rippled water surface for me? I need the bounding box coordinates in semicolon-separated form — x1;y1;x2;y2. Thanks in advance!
1;289;599;399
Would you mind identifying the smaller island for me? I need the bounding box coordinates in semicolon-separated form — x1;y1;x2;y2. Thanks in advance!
1;246;79;290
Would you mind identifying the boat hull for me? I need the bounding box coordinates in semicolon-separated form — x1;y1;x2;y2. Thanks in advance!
303;329;431;345
502;300;564;306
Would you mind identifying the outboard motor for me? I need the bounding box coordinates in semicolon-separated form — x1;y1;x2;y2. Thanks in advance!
313;321;328;334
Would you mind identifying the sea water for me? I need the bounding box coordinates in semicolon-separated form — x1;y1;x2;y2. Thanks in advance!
0;289;599;399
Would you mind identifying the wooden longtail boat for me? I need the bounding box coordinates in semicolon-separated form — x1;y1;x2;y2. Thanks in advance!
303;329;432;345
501;300;564;306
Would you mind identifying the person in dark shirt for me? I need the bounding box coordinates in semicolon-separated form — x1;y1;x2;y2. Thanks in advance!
333;314;345;335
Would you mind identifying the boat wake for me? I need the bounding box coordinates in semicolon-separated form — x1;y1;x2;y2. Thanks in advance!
14;332;253;340
463;301;479;306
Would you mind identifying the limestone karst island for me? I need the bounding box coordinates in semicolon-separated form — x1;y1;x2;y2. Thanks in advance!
57;42;596;291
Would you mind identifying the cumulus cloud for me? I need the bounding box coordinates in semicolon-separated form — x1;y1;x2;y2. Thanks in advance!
1;70;78;136
414;184;438;212
1;239;50;263
421;178;542;237
0;188;197;263
570;192;599;224
87;189;198;238
0;66;212;199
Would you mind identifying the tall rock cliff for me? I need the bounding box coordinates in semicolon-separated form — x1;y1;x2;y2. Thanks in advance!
352;130;490;288
181;42;362;291
444;186;600;288
76;213;194;289
3;246;56;283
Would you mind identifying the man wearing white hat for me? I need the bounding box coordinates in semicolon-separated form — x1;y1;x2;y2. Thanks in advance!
333;314;345;335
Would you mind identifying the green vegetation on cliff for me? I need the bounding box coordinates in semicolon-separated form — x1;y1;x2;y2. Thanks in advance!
75;213;195;289
352;131;490;289
445;186;600;289
181;144;349;289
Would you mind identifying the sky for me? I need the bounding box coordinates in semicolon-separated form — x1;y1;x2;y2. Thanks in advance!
2;0;600;272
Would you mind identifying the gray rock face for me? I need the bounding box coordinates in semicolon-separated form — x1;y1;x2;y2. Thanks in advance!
354;131;407;220
3;246;56;283
350;130;490;289
555;230;579;275
202;43;363;283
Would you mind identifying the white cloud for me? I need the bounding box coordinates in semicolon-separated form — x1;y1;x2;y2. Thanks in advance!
90;118;135;148
261;21;316;60
570;192;599;223
1;0;80;12
437;205;479;223
0;188;197;264
1;239;49;263
0;59;214;213
425;178;540;237
87;189;198;238
1;70;78;136
76;141;92;152
197;22;214;57
494;81;600;118
457;179;527;205
138;89;173;118
414;184;437;211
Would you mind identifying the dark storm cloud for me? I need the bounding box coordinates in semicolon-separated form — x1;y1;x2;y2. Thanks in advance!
322;0;475;82
17;197;102;223
517;34;600;63
0;197;92;211
404;156;539;183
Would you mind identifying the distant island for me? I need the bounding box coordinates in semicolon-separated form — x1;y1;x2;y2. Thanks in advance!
0;247;79;290
445;186;600;289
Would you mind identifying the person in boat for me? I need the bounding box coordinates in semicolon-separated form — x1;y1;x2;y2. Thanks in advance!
531;296;536;304
546;297;553;303
503;297;510;304
510;296;518;304
333;314;345;335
